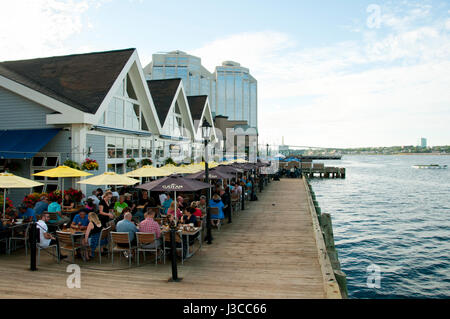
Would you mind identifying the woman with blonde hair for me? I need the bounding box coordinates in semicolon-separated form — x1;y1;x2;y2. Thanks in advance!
83;212;105;261
167;200;182;219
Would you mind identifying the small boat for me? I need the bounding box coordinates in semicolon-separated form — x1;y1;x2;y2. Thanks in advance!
412;164;448;169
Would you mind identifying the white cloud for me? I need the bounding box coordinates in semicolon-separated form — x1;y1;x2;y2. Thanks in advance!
192;3;450;148
0;0;104;61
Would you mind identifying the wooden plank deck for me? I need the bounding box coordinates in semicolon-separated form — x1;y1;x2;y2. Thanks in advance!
0;178;330;299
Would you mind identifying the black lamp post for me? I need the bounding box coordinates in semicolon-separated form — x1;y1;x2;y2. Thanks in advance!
202;119;213;245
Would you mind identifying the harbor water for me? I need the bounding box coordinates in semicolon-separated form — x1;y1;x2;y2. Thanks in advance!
309;155;450;298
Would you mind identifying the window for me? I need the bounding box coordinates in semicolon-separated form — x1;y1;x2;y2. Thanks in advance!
125;138;139;158
141;139;152;158
99;74;148;131
107;163;124;174
31;153;60;193
107;137;124;159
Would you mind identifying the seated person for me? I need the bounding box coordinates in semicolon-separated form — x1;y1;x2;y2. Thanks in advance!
114;206;131;224
138;209;161;249
167;201;182;220
62;194;75;211
162;194;173;214
47;199;71;227
177;196;187;211
87;190;100;209
71;210;90;230
114;195;128;218
82;212;105;261
18;205;37;222
33;196;49;218
209;194;225;226
116;212;138;250
197;195;207;216
36;212;67;259
190;202;203;218
182;207;198;226
124;193;136;213
135;191;154;221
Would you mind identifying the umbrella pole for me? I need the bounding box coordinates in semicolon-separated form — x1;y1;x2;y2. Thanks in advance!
169;189;181;282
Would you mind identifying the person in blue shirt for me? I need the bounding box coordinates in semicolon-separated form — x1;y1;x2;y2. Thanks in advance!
116;212;138;246
71;210;90;229
162;194;173;214
47;200;70;227
209;193;225;224
18;205;36;222
33;196;49;218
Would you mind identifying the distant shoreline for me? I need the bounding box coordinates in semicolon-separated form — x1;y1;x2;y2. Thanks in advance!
342;153;450;156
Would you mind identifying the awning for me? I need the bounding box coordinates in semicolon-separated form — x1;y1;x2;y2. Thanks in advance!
0;128;61;159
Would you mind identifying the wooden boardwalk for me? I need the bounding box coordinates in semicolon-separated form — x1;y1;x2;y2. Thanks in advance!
0;178;339;299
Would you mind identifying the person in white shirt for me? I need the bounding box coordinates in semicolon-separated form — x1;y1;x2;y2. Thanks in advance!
88;190;100;209
36;212;67;259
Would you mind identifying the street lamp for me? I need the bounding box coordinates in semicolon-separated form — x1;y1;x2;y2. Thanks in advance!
202;119;213;244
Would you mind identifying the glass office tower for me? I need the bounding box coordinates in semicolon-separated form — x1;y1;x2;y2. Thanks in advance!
144;52;258;130
144;50;216;112
215;61;257;129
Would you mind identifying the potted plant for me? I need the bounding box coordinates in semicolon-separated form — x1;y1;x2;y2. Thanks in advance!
23;192;42;208
140;158;153;166
81;158;99;171
64;188;84;204
164;157;176;165
126;158;137;168
63;159;81;170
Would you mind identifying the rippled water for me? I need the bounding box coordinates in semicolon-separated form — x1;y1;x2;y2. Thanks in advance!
309;155;450;299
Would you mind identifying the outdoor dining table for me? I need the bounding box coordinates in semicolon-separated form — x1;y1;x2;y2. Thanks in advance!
160;225;202;259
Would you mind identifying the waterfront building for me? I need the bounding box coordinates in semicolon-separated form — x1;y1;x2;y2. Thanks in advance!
144;51;258;130
0;48;216;204
417;137;427;148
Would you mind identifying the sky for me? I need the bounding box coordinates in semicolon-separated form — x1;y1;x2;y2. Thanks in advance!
0;0;449;148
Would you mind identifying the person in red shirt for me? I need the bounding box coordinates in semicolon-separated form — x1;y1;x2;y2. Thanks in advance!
190;201;203;218
138;209;161;249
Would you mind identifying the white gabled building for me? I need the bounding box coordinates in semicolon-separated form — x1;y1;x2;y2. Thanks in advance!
0;48;217;204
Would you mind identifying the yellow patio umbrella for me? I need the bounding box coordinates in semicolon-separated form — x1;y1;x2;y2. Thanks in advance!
171;164;201;174
32;165;93;178
77;172;139;186
220;160;233;165
33;165;93;207
0;173;44;218
125;165;172;178
234;158;248;163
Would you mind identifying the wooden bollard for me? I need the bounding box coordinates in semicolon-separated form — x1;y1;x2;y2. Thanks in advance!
334;269;348;299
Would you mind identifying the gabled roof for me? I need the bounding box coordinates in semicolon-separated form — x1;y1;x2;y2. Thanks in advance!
0;48;135;114
146;78;181;125
187;95;208;130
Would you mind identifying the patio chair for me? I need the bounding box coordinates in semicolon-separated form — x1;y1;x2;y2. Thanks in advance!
231;193;240;214
110;232;137;267
136;232;161;265
93;226;111;264
56;231;86;263
37;242;59;265
163;230;183;265
210;207;221;231
9;223;30;255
